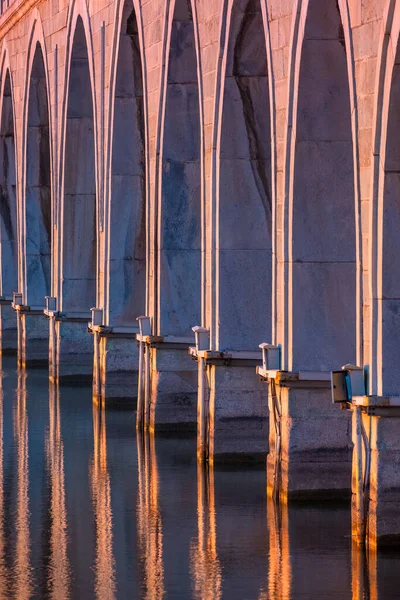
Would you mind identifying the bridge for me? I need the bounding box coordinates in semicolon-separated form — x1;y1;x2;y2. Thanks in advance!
0;0;398;547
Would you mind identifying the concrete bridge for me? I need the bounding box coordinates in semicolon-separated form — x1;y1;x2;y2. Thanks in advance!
0;0;399;547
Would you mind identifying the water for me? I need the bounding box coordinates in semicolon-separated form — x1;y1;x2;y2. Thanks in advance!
0;355;398;599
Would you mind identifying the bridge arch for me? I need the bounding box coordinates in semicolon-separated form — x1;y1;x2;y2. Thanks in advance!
155;0;203;338
105;0;147;327
0;61;17;302
60;13;97;314
285;0;360;371
213;0;274;352
21;12;53;307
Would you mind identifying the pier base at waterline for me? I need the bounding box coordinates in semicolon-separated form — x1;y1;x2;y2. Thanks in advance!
258;368;352;501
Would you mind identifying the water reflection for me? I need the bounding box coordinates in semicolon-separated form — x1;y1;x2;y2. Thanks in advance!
0;360;397;598
267;500;291;600
0;357;7;599
13;369;33;599
46;381;70;598
91;401;116;599
190;463;222;600
137;432;164;599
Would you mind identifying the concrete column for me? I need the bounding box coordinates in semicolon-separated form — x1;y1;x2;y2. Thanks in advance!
351;401;400;549
12;294;48;368
193;344;268;464
91;321;139;409
264;371;352;500
136;329;197;432
0;300;17;355
46;298;93;384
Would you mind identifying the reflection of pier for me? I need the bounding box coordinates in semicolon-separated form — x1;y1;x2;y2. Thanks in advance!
91;402;116;600
0;357;7;598
13;370;32;600
266;500;291;600
136;433;164;600
46;381;70;598
190;463;222;600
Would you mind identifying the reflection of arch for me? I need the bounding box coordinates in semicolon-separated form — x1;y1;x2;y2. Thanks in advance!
285;0;359;371
46;381;70;598
106;0;146;327
24;41;51;306
0;64;17;301
91;403;116;599
369;1;400;395
157;0;202;337
136;433;164;599
190;463;222;600
214;0;273;351
59;7;97;313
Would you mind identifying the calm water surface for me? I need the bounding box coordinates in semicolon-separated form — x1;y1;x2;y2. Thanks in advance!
0;356;399;599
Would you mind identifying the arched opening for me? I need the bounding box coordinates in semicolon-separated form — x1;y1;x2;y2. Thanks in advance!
380;39;400;394
0;70;17;301
62;17;96;314
109;0;146;326
291;0;356;370
26;43;51;307
159;0;201;337
218;0;272;351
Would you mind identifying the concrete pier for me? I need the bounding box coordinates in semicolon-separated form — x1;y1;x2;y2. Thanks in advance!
0;300;16;355
90;318;138;408
12;295;48;368
260;368;352;500
191;329;268;464
136;318;197;432
350;398;400;549
46;302;93;384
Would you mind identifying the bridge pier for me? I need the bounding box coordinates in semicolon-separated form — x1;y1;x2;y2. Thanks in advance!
136;318;197;432
46;298;92;384
90;311;138;408
0;299;17;355
259;347;352;500
12;294;48;368
191;329;268;464
350;399;400;549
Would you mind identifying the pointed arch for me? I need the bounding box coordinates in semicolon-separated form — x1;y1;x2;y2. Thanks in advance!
24;42;51;306
284;0;360;371
21;10;53;307
156;0;202;338
0;63;17;301
60;14;96;313
106;0;147;326
214;0;273;352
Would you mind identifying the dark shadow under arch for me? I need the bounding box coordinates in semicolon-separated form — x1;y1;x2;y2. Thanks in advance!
291;0;356;370
158;0;201;337
62;17;96;313
0;70;17;300
109;0;146;326
26;42;51;307
218;0;272;352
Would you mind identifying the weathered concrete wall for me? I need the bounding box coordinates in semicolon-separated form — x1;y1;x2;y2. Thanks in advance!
0;0;396;395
